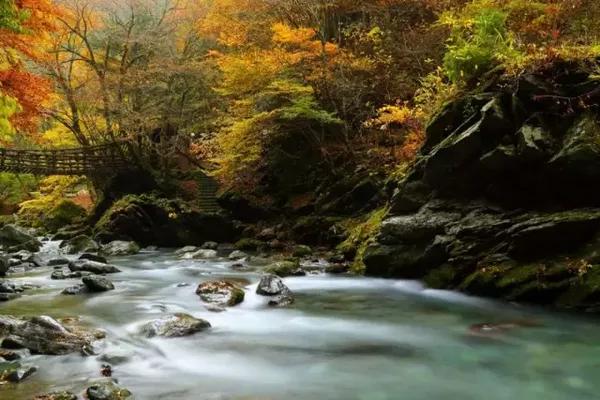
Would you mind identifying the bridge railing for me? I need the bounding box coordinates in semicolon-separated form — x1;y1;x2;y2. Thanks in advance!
0;140;135;175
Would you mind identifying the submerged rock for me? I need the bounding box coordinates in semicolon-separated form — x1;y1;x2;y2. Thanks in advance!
0;256;9;276
140;313;211;338
47;257;70;266
0;361;37;382
11;250;42;267
61;285;86;295
52;268;90;280
82;275;115;292
79;253;108;264
32;391;78;400
60;235;99;254
0;293;20;301
0;315;103;355
69;260;121;275
256;274;294;307
196;280;245;307
100;240;140;256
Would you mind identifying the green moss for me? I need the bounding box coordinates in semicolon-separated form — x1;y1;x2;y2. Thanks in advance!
228;287;246;306
557;265;600;307
46;201;86;231
424;265;458;289
96;193;186;232
264;260;301;277
337;207;388;275
292;244;312;257
496;263;545;288
234;238;266;251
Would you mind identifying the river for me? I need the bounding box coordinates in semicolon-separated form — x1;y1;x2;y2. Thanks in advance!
1;241;600;399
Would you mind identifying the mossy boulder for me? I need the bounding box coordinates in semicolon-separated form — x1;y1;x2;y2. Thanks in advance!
0;224;41;252
291;216;345;245
196;280;245;307
59;235;99;254
234;238;266;251
32;391;77;400
86;381;132;400
0;361;37;383
0;315;104;355
264;260;302;277
95;194;239;247
292;245;312;257
140;314;211;338
100;240;140;256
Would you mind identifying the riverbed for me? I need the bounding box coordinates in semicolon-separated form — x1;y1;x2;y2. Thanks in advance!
1;242;600;399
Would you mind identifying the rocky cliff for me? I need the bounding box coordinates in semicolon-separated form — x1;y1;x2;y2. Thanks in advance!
364;60;600;311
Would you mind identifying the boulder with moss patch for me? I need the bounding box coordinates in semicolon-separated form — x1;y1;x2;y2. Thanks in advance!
95;194;239;247
362;63;600;311
196;280;245;307
140;314;211;338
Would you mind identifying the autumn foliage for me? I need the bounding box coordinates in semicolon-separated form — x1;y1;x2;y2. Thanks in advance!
0;0;58;135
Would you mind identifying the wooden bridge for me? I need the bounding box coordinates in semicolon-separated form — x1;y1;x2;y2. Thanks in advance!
0;140;221;212
0;141;133;175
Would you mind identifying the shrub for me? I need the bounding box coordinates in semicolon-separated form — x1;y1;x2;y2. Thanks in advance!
442;5;518;83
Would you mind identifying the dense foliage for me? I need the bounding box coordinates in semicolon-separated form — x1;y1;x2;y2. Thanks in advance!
1;0;600;219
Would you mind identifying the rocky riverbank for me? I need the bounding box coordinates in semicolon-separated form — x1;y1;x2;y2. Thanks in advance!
363;60;600;312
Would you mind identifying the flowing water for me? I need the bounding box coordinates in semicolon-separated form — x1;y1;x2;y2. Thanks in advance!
1;242;600;400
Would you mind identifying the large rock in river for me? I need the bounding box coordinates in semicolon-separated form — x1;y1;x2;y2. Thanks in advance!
140;314;211;338
82;275;115;292
0;315;104;355
69;260;121;275
60;235;99;254
86;380;132;400
256;274;294;307
196;280;245;307
0;225;41;252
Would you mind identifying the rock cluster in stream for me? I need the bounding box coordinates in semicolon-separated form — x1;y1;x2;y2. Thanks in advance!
364;60;600;311
0;219;326;395
0;315;105;355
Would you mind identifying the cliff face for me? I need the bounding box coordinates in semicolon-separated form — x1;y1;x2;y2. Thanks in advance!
364;60;600;311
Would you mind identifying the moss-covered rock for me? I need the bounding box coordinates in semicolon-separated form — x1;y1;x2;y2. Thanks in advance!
140;314;211;338
95;194;239;247
100;240;140;256
32;391;77;400
337;207;388;274
86;380;132;400
292;244;312;257
59;235;99;254
264;260;302;277
0;224;41;252
234;238;265;251
291;215;345;245
196;280;245;307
